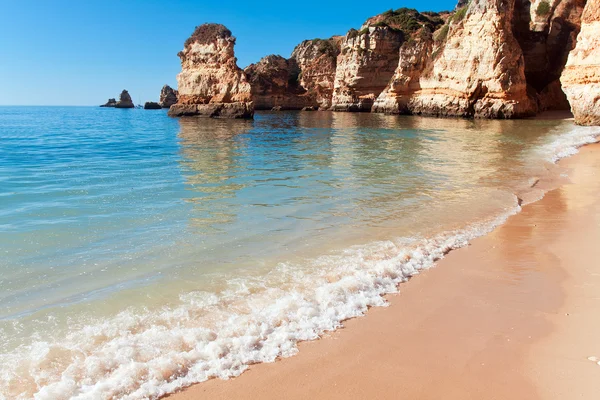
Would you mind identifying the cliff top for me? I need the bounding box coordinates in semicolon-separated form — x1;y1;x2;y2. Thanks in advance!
362;8;449;35
183;23;233;48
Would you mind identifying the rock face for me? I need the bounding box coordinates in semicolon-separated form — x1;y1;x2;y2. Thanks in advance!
244;55;315;110
513;0;586;111
331;24;404;111
173;4;599;123
561;0;600;125
115;90;135;108
407;1;536;118
144;101;162;110
372;1;596;119
169;24;254;118
290;38;341;109
159;85;178;108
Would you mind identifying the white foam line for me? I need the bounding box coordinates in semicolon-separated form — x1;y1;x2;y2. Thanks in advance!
541;125;600;163
0;204;521;400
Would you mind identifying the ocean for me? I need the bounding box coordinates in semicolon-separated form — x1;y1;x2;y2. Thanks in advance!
0;106;597;399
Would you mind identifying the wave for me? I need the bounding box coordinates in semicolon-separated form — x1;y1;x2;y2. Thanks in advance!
0;202;522;400
540;125;600;163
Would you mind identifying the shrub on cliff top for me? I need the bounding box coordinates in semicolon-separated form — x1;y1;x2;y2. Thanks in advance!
536;1;551;16
310;38;338;56
377;8;444;34
184;23;232;47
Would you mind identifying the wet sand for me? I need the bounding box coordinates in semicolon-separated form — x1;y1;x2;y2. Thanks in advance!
168;143;600;400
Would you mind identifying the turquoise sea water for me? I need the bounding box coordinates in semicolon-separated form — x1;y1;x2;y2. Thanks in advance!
0;106;595;399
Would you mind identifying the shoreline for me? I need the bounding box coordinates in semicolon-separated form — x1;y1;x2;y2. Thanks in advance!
167;139;600;399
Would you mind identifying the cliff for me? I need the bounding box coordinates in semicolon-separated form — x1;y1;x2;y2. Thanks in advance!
291;38;341;109
561;0;600;125
172;3;600;124
244;55;315;110
330;25;403;111
169;24;254;118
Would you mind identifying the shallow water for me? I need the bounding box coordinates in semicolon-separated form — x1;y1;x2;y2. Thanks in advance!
0;107;596;399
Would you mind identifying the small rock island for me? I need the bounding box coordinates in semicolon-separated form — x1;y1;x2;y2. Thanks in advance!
100;90;135;108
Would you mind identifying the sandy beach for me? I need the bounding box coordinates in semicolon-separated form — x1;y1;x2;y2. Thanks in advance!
168;142;600;399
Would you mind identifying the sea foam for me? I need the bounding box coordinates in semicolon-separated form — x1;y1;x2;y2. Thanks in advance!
0;205;521;400
540;125;600;163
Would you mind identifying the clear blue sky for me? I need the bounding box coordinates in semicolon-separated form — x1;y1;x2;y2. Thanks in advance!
0;0;456;106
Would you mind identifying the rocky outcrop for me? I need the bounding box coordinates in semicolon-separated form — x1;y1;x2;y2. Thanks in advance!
373;1;596;119
159;85;178;108
407;1;536;118
331;25;404;111
513;0;586;111
115;90;135;108
100;98;117;107
244;55;315;110
100;90;134;108
372;31;436;114
561;0;600;125
169;24;253;118
172;4;599;122
290;38;341;109
144;101;162;109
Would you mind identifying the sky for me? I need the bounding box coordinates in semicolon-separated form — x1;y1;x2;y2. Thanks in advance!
0;0;456;106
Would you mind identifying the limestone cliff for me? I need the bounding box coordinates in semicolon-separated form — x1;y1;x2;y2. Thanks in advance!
331;25;403;111
373;1;593;119
159;85;178;108
513;0;586;110
244;55;315;110
169;24;253;118
561;0;600;125
406;1;536;118
290;38;341;109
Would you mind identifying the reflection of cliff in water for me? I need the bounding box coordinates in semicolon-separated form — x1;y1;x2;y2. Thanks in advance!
177;118;252;232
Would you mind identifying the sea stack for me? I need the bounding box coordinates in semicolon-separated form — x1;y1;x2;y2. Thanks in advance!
561;0;600;125
159;85;178;108
115;90;135;108
100;90;135;108
168;24;254;118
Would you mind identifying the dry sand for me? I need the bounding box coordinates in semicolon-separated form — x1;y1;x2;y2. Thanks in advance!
168;143;600;400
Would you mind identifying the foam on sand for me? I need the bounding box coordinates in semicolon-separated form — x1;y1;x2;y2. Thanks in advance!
0;204;521;400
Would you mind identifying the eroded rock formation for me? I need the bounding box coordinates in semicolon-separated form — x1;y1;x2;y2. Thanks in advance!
169;24;253;118
172;3;599;123
331;24;404;112
561;0;600;125
244;55;315;110
159;85;178;108
116;90;135;108
100;90;135;108
100;98;117;107
291;38;341;109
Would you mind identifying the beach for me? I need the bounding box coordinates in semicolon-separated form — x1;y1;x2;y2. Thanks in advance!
168;142;600;399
